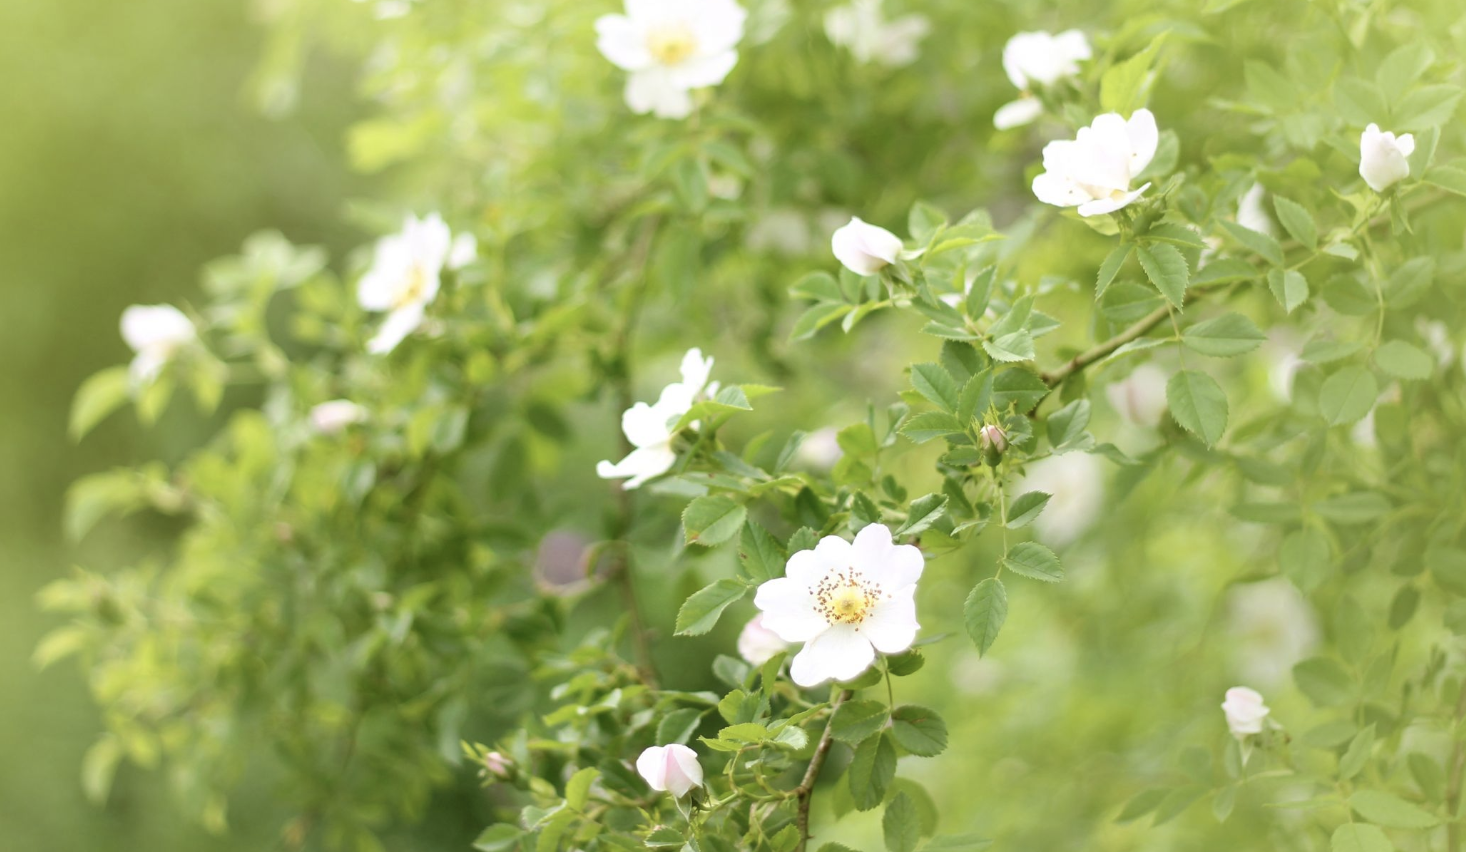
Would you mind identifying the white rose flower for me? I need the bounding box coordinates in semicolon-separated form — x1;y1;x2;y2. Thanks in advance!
310;400;368;435
1105;364;1169;428
120;304;196;384
358;213;458;354
831;217;903;276
1221;686;1270;738
636;744;704;797
1225;579;1319;688
595;0;747;120
994;30;1091;129
824;0;930;68
1015;453;1104;548
1032;109;1160;217
597;349;716;489
737;614;790;665
1236;182;1274;237
1359;124;1414;193
753;523;923;687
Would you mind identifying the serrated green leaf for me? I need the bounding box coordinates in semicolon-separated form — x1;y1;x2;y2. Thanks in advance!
850;732;897;811
1006;491;1051;529
1137;243;1189;308
1330;823;1390;852
1001;542;1064;582
891;705;947;757
1267;268;1309;313
964;578;1007;656
1182;312;1266;357
683;496;748;546
910;363;959;413
1318;367;1378;426
738;521;785;583
896;494;947;537
1272;196;1318;250
883;792;921;852
1374;340;1433;380
831;700;890;745
1220;220;1284;265
1166;370;1228;446
674;579;748;636
1096;244;1132;299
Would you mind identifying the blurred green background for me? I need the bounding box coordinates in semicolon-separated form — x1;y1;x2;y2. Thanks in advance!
0;0;366;845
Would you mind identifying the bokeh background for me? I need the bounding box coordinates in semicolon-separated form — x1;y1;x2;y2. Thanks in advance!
0;0;367;845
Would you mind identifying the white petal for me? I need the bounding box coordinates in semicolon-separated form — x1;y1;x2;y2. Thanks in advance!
129;350;167;385
1054;29;1092;62
753;577;828;642
367;303;425;354
621;401;675;448
1076;184;1149;217
1397;133;1416;157
664;744;704;797
596;445;677;489
994;98;1043;130
670;49;738;89
1127;108;1159;175
120;305;194;352
448;232;477;270
625;69;693;118
636;746;668;790
689;0;747;55
831;217;902;275
1031;171;1087;208
851;523;924;589
860;585;918;653
596;14;653;70
790;625;875;687
677;348;715;394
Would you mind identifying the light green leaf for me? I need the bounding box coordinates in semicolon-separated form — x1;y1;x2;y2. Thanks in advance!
1374;340;1433;380
1220;220;1284;266
1330;824;1391;852
1001;542;1064;583
884;793;921;852
565;767;599;811
1045;399;1091;450
890;705;947;757
964;578;1007;657
1267;268;1309;313
1006;492;1051;529
1319;367;1378;426
683;496;748;546
1182;312;1266;357
1137;243;1189;308
832;700;890;745
1272;196;1318;250
69;366;133;442
1100;35;1166;114
850;733;897;811
1096;243;1132;299
1166;370;1229;446
1294;657;1354;707
896;494;948;537
910;363;960;413
674;579;749;636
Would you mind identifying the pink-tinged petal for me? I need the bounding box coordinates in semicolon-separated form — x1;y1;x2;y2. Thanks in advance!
994;98;1043;130
636;746;668;790
596;14;653;70
860;586;918;653
790;624;875;687
753;578;827;642
851;523;924;588
665;744;704;796
1127;109;1159;175
670;49;738;89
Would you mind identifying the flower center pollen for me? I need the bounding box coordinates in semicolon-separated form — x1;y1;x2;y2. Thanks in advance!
815;571;881;625
395;264;429;310
647;24;697;65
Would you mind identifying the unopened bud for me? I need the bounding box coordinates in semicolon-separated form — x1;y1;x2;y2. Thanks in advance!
484;751;513;779
978;424;1008;466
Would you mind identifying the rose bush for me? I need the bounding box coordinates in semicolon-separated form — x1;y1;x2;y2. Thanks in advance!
43;1;1466;851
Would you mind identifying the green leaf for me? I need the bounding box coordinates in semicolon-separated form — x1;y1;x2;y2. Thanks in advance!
1377;43;1435;94
883;793;921;852
1166;370;1229;446
849;732;897;811
792;270;844;303
1001;542;1064;583
1338;726;1375;781
983;330;1035;363
1194;258;1259;286
69;366;132;442
1095;244;1132;299
964;578;1007;656
1374;340;1433;380
1294;657;1354;707
1116;788;1169;823
910;363;959;413
1330;823;1391;852
921;835;992;852
1351;789;1438;828
644;827;685;849
1182;312;1266;357
1045;399;1091;450
1315;492;1391;525
1393;83;1462;130
1272;196;1318;250
474;825;523;852
1006;492;1051;529
792;303;853;341
1220;220;1284;266
1267;269;1310;313
831;700;890;745
81;735;122;806
656;708;704;746
565;766;599;810
909;201;946;245
1136;243;1189;308
1100;35;1166;114
674;579;749;636
683;496;748;546
890;705;947;757
896;493;947;537
992;369;1048;411
956;370;993;423
1428;547;1466;595
1319;367;1378;426
899;412;965;443
1424;165;1466;197
738;521;785;583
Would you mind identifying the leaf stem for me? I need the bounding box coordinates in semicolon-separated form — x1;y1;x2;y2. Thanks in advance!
794;688;851;852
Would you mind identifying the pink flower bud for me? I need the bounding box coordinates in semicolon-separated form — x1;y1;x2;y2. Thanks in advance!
635;744;703;798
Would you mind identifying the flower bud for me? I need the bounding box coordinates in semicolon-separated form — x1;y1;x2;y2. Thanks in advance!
978;424;1008;466
737;615;789;665
635;744;704;797
1359;124;1414;193
831;217;903;276
1220;686;1270;738
484;751;513;779
310;400;368;435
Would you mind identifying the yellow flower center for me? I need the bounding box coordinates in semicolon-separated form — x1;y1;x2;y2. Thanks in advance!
647;24;697;65
394;264;429;310
815;571;881;625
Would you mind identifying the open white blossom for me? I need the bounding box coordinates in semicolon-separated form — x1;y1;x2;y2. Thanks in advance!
1359;124;1414;193
595;0;747;119
358;213;466;354
754;523;922;687
737;615;790;665
310;400;368;435
636;744;703;797
1032;109;1159;217
596;349;716;489
994;30;1091;129
1105;364;1169;428
1221;687;1270;738
832;217;903;275
1226;579;1319;688
1016;453;1104;547
794;426;844;470
824;0;930;68
120;304;195;384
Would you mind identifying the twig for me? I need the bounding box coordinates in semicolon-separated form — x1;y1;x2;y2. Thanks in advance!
795;689;852;852
1446;683;1466;852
